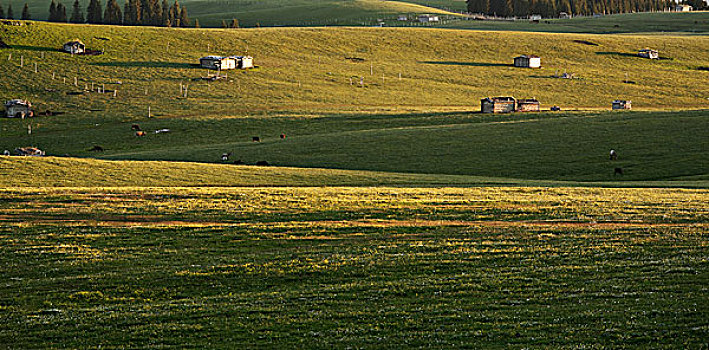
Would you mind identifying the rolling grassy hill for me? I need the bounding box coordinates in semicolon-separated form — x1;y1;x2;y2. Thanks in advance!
0;21;707;183
7;0;465;28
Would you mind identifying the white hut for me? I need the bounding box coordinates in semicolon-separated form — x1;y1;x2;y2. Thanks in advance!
63;39;85;54
514;55;541;68
4;99;32;118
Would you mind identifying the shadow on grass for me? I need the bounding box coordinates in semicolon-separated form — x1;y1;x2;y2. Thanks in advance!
595;51;637;58
421;61;513;67
10;45;58;52
90;61;200;69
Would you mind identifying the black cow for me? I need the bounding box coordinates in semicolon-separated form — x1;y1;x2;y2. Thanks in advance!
131;124;142;131
89;145;104;152
252;136;261;142
614;167;623;175
256;160;270;166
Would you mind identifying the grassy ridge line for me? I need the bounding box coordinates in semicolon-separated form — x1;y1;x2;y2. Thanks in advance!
1;156;707;187
8;0;464;28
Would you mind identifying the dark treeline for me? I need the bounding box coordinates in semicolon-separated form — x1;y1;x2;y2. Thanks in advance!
466;0;703;17
45;0;193;27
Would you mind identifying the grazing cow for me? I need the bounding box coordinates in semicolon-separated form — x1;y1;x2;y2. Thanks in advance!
233;159;245;165
221;152;232;161
252;136;261;142
280;133;287;140
2;150;9;156
614;167;623;175
256;160;269;166
89;145;104;152
131;124;142;131
135;131;146;137
610;149;618;160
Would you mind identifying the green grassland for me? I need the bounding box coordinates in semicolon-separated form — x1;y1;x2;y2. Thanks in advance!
0;22;707;183
442;12;709;34
7;0;464;28
0;186;707;347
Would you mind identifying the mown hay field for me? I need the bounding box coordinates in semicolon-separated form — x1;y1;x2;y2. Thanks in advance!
0;186;706;347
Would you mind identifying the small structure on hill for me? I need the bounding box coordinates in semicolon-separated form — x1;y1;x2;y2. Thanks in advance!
398;15;408;21
530;14;542;21
514;55;541;68
638;49;659;59
5;99;32;118
418;14;439;23
674;4;692;11
200;56;236;70
14;147;44;156
63;39;85;54
612;100;631;110
517;98;540;112
481;97;516;113
559;12;571;19
199;55;254;70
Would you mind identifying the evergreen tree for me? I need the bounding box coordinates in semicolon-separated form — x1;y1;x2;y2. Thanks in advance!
178;6;188;26
71;0;84;22
103;0;121;24
513;0;529;16
123;0;129;24
169;0;179;24
139;0;150;24
151;0;162;25
49;0;57;21
7;4;13;19
558;0;572;14
86;0;102;23
0;4;4;19
193;18;198;27
21;3;29;19
56;2;67;21
161;0;169;25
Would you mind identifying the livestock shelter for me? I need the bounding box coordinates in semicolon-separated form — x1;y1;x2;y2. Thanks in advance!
638;49;659;59
674;4;692;11
612;100;631;110
418;14;439;23
514;55;541;68
200;56;237;70
481;97;516;113
4;99;32;118
231;56;254;69
517;98;540;112
63;39;85;54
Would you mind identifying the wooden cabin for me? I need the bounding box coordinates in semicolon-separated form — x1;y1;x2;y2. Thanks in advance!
638;49;659;59
612;100;631;110
63;39;85;54
4;99;32;118
517;98;540;112
514;55;541;68
200;56;237;70
232;56;254;69
481;97;516;113
418;14;439;23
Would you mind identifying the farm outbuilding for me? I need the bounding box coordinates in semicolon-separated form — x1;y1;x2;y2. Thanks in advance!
398;15;408;21
200;56;237;70
517;98;540;112
63;39;85;54
481;97;516;113
232;56;254;69
674;4;692;11
418;14;439;23
612;100;631;110
4;99;32;118
638;49;659;59
514;55;541;68
200;56;253;70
